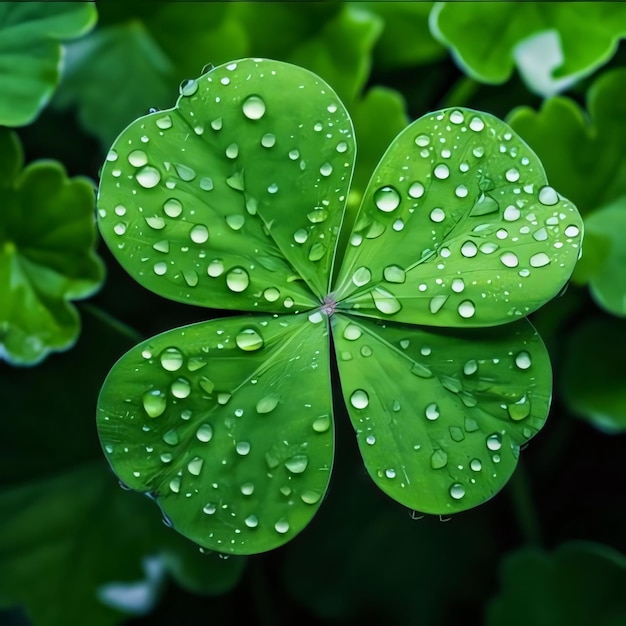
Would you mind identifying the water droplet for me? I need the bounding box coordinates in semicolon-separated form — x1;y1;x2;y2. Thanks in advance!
422;402;439;421
207;259;224;277
244;514;259;528
225;214;245;231
162;428;179;445
434;164;449;179
530;252;550;267
450;483;465;499
203;503;216;515
411;362;432;378
242;95;266;120
343;324;362;341
350;389;369;409
136;166;161;188
259;132;276;148
451;278;465;293
171;377;191;398
308;242;325;262
514;351;532;370
508;395;531;421
351;266;371;287
180;79;198;97
156;115;172;130
415;134;430;147
256;394;279;414
301;490;321;505
503;205;521;221
461;241;478;257
450;426;465;442
169;477;181;493
458;300;476;318
236;441;251;456
408;182;425;198
430;295;448;314
196;423;213;442
500;252;519;268
153;262;167;276
538;186;558;205
372;287;402;315
463;360;478;375
374;186;401;212
430;449;448;469
285;454;308;474
210;117;223;131
320;162;333;177
312;415;331;433
113;222;126;236
128;150;148;167
160;453;172;463
564;225;580;238
225;143;239;159
480;242;498;254
274;519;290;534
486;433;502;451
505;168;520;182
430;207;446;223
455;184;468;198
241;482;255;496
106;149;118;162
188;457;204;475
383;265;406;283
236;328;264;351
145;215;165;230
162;199;182;220
307;208;328;223
469;116;485;131
160;347;183;371
226;267;249;292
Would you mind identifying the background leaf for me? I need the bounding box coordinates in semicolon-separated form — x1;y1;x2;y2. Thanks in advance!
0;128;104;365
332;314;550;514
97;58;355;310
98;313;334;555
334;107;582;327
431;2;626;95
486;542;626;626
561;316;626;433
0;1;96;126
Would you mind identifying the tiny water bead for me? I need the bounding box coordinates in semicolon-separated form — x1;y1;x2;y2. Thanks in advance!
374;186;401;212
242;95;266;120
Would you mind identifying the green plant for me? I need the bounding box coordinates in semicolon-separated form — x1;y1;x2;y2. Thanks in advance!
96;58;582;555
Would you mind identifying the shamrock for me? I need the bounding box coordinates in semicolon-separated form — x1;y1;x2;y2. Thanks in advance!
96;59;582;554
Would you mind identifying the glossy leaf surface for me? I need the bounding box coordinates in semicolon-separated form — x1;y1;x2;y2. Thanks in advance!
332;314;550;514
98;313;333;554
335;108;582;327
98;58;355;311
0;1;96;126
0;128;104;365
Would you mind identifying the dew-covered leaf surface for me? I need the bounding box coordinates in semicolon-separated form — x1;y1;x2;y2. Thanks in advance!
332;314;550;514
486;542;626;626
0;128;104;365
334;108;582;327
0;1;96;126
98;58;355;311
561;317;626;433
431;2;626;92
97;313;333;554
508;68;626;216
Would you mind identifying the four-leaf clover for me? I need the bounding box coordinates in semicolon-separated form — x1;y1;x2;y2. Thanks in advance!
96;59;582;554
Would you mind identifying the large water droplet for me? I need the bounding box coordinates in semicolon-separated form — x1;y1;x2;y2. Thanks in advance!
425;402;440;421
188;457;204;475
505;168;520;182
245;514;259;528
189;224;209;244
500;252;519;268
383;265;406;283
236;441;251;456
434;164;450;179
408;182;425;198
449;483;465;500
451;278;465;293
308;242;325;262
163;198;183;218
350;389;369;409
142;390;166;418
195;423;213;442
256;394;279;414
508;395;531;421
180;79;198;96
374;186;401;212
207;259;224;277
486;433;502;451
171;377;191;398
136;166;161;188
430;207;446;223
285;454;308;474
163;429;179;445
343;324;362;341
515;351;532;369
352;266;371;287
430;449;448;469
463;359;478;375
226;267;249;292
156;115;172;130
242;95;266;120
530;252;550;267
128;150;148;167
538;186;558;205
236;328;264;351
430;295;448;314
371;287;402;315
450;109;465;124
469;116;485;131
458;300;475;318
145;215;165;230
241;482;255;496
160;347;183;371
274;519;290;534
312;415;331;433
461;241;478;257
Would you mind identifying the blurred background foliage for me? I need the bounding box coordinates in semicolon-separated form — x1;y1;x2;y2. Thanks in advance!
1;2;626;625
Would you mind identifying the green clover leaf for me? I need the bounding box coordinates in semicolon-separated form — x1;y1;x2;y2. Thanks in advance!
0;1;96;126
96;59;582;554
0;128;104;365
